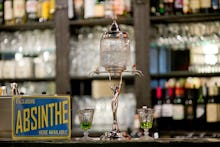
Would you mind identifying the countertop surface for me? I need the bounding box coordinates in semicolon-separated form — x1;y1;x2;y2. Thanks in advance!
0;137;220;146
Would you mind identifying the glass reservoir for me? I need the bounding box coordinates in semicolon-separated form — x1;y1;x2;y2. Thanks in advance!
100;20;130;77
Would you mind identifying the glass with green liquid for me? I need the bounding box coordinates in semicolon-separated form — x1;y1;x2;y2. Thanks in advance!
137;106;154;140
78;108;94;141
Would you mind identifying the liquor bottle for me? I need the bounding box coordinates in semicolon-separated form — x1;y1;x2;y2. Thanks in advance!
0;0;3;24
10;82;19;95
182;0;190;14
73;0;84;19
206;82;218;131
112;0;124;17
174;0;183;15
185;84;197;131
195;83;207;130
26;0;38;22
159;0;165;15
153;86;163;131
164;0;174;15
39;0;50;22
123;0;132;17
13;0;26;24
211;0;219;13
68;0;74;19
189;0;200;14
150;0;158;16
161;80;174;130
94;0;104;18
49;0;55;20
4;0;14;25
200;0;211;13
172;80;185;130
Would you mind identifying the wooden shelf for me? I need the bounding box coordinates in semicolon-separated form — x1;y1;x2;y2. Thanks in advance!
69;17;133;26
151;13;220;23
71;75;135;80
69;13;220;26
151;71;220;79
0;21;54;31
0;78;55;83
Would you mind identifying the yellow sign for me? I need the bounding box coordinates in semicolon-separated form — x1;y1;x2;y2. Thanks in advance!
12;95;71;140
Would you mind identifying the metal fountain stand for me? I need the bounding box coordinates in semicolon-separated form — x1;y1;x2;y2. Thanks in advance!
89;19;143;141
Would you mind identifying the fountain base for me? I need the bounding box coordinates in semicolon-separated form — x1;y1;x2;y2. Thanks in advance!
100;131;129;141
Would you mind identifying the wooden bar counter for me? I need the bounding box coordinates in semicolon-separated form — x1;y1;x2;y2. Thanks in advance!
0;137;220;147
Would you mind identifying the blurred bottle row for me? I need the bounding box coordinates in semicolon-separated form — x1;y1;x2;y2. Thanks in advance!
0;0;55;25
0;29;56;79
71;93;136;134
67;0;133;20
0;81;55;95
68;0;220;20
150;0;220;16
151;77;220;131
150;21;220;74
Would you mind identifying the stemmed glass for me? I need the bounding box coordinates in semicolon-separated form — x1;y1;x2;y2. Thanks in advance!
137;107;155;140
78;108;95;141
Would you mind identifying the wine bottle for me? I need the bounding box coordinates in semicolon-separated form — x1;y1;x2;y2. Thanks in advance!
195;83;207;130
172;80;185;130
185;84;197;131
206;82;218;131
161;80;174;130
153;86;163;131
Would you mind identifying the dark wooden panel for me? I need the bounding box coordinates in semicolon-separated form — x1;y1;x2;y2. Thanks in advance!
55;0;70;94
134;0;151;108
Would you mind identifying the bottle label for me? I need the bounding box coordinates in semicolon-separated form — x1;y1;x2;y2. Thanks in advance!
162;104;173;117
186;105;194;120
41;0;50;19
196;104;205;118
94;3;104;18
154;104;162;118
4;1;13;20
13;0;25;18
190;0;200;9
26;0;38;13
200;0;211;8
206;104;218;122
113;0;124;16
172;104;184;120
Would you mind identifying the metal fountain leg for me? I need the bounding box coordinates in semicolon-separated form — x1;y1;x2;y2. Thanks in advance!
108;73;123;139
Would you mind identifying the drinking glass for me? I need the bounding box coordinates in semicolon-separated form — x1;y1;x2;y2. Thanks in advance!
137;107;155;140
78;108;95;141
